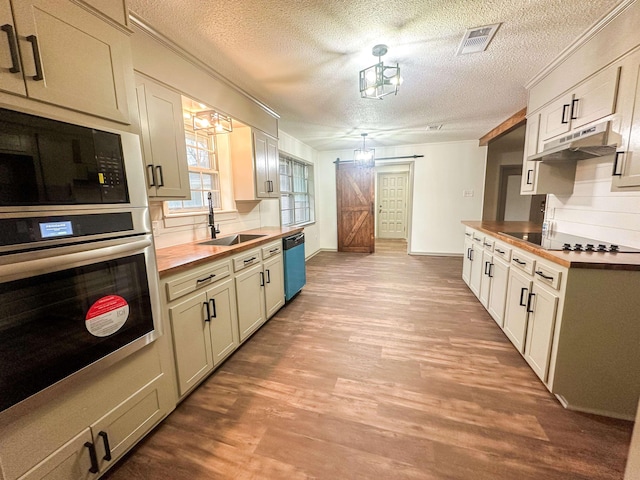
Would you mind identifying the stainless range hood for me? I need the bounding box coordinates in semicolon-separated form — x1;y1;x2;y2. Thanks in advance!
529;121;617;162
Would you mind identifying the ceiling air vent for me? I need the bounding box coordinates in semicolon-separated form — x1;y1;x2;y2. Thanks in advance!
456;23;501;56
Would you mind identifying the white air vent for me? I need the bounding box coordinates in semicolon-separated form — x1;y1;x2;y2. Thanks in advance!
456;23;501;56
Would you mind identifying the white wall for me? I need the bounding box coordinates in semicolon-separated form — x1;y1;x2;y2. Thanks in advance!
317;140;487;255
546;155;640;248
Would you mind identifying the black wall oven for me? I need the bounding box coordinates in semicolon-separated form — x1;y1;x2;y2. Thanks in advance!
0;108;160;415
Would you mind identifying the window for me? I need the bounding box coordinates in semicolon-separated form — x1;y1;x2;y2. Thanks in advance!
167;113;221;212
280;154;314;226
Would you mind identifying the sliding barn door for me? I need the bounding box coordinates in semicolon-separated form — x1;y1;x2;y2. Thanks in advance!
336;161;375;253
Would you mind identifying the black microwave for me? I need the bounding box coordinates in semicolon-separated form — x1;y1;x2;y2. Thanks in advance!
0;107;129;206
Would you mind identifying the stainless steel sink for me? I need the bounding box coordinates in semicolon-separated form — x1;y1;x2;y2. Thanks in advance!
199;233;266;246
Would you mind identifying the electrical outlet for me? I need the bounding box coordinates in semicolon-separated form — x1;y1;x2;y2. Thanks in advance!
463;189;474;197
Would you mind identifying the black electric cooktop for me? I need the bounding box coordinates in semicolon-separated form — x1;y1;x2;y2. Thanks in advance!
500;231;640;253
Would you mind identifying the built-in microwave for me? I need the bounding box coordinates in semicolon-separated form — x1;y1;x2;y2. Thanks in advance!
0;107;148;213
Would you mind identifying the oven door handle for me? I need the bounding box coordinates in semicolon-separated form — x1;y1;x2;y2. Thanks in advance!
0;237;152;282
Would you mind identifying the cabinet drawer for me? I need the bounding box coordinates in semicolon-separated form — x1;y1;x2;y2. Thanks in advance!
262;241;282;259
511;250;535;276
533;262;563;291
482;236;495;251
493;242;512;262
233;248;261;272
464;227;474;239
165;260;231;302
472;231;483;245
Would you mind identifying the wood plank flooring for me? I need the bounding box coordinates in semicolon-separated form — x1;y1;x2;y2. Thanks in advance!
104;239;633;479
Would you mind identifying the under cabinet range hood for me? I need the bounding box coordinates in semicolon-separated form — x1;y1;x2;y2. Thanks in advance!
529;121;617;162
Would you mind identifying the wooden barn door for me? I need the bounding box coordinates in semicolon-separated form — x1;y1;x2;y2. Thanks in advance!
336;161;375;253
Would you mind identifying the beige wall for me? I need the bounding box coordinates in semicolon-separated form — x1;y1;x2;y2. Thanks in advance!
317;140;487;255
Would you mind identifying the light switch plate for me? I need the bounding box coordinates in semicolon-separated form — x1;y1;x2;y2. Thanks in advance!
463;189;474;197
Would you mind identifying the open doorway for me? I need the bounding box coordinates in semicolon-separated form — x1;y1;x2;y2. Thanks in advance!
374;162;413;251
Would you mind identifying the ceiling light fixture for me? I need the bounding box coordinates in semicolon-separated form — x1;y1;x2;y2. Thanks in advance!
359;44;402;99
192;110;233;135
354;133;375;164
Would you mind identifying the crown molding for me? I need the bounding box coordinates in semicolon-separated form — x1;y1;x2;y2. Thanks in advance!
526;0;636;89
129;13;280;119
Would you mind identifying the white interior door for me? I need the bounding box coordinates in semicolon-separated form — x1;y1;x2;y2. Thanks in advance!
377;172;408;239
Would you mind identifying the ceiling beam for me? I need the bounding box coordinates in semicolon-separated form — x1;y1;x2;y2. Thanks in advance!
479;107;527;146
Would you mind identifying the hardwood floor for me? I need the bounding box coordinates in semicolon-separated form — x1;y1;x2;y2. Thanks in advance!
105;239;633;479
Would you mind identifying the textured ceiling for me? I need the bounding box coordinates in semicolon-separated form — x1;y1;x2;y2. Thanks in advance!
128;0;621;151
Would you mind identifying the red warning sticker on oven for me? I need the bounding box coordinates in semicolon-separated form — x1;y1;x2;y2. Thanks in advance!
85;295;129;337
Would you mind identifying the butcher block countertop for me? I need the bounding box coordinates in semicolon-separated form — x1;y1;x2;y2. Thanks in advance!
463;221;640;271
155;226;304;277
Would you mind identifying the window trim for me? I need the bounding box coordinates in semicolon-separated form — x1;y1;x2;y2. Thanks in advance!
279;153;315;227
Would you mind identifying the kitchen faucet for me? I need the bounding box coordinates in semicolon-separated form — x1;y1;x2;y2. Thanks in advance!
207;192;220;239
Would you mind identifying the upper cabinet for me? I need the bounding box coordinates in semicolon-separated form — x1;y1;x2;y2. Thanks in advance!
521;112;576;196
230;126;280;201
537;66;620;147
135;74;190;199
1;0;131;124
612;51;640;190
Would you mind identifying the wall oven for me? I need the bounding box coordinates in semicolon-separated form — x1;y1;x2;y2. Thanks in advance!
0;108;161;415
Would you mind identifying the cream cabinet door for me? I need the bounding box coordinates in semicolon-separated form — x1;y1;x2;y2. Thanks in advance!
264;254;284;319
208;278;240;366
11;0;130;123
169;291;213;396
478;250;493;308
253;130;279;198
135;77;190;199
469;238;483;298
524;283;559;382
487;256;509;328
235;263;266;342
0;3;26;96
613;61;640;189
521;114;539;194
539;93;573;143
18;428;96;480
503;269;532;353
462;236;473;286
570;65;620;130
90;378;166;473
266;134;280;196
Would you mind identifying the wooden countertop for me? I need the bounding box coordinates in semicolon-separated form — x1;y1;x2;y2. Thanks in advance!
463;221;640;271
155;226;304;277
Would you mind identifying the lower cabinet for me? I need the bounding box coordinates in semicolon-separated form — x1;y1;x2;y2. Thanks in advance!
503;268;532;353
235;263;267;342
487;256;509;327
162;238;287;399
17;376;166;480
478;249;493;308
235;247;285;342
523;283;559;381
169;278;239;396
264;254;285;319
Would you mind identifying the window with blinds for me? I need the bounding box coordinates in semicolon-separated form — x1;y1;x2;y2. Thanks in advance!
279;155;314;226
